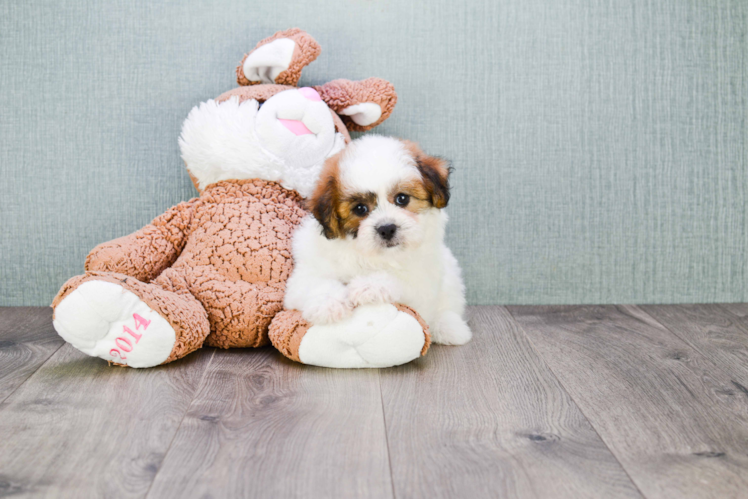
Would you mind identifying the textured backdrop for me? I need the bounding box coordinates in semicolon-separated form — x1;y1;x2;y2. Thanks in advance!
1;0;746;306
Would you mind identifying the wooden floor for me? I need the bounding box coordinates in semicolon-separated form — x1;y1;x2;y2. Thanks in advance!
1;305;748;498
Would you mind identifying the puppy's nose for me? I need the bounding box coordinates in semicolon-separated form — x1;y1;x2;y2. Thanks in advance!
376;224;398;241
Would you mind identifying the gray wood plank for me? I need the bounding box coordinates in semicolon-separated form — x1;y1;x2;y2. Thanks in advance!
507;304;748;498
379;306;641;498
0;307;64;404
0;343;214;498
639;304;748;388
147;348;393;499
716;303;748;333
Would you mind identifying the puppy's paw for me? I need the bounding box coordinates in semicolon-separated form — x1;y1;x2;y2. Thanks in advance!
302;298;353;325
431;311;472;345
346;273;402;308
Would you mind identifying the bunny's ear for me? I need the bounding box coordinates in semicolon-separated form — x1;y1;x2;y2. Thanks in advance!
314;78;397;132
237;28;321;87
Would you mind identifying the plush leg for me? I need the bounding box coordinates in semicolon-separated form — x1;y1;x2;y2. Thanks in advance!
52;271;210;368
269;303;430;368
154;265;285;349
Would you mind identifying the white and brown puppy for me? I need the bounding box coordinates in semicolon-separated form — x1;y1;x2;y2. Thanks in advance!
285;135;472;345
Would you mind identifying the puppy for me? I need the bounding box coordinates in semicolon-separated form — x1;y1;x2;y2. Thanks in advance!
284;135;472;345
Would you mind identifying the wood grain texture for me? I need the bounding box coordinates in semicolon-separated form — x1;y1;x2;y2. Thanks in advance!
3;305;748;498
640;304;748;387
0;344;213;498
0;307;64;404
147;348;392;499
379;306;640;498
717;303;748;331
508;304;748;498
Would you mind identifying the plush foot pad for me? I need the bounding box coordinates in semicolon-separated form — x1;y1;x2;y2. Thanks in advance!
298;303;427;368
53;280;176;368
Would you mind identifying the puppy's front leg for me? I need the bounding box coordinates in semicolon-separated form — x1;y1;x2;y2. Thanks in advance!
346;272;402;308
431;247;473;345
285;274;352;325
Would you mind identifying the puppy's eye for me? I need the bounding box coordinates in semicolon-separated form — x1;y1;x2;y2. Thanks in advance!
353;203;368;216
394;193;410;207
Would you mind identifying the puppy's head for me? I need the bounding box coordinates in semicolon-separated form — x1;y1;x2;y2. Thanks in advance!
307;136;451;252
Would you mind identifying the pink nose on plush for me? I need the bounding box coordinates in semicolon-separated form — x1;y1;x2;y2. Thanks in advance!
298;87;321;101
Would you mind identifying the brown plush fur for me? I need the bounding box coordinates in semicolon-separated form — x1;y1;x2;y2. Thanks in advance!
267;309;309;362
54;180;304;358
315;78;398;132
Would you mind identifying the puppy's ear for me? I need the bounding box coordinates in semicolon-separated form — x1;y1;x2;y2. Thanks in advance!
403;140;452;209
306;153;344;239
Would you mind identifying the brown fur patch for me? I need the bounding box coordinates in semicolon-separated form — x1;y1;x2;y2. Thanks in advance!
307;152;344;239
388;180;433;214
401;140;451;209
307;153;376;239
336;192;377;238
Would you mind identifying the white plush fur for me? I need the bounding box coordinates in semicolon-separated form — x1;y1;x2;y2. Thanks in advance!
179;90;345;197
285;136;472;345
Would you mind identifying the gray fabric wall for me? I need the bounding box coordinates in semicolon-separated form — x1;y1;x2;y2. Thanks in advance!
1;0;746;306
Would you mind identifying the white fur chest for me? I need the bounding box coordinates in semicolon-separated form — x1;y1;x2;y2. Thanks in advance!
291;216;446;325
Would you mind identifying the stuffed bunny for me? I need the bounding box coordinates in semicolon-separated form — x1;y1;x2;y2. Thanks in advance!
52;29;430;368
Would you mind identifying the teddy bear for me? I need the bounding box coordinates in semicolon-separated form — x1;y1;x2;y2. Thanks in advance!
51;28;431;369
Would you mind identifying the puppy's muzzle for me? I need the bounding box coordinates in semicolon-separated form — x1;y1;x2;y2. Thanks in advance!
376;223;398;241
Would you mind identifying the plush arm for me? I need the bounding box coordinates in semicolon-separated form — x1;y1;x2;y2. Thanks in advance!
85;200;197;283
236;28;321;87
315;78;398;132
